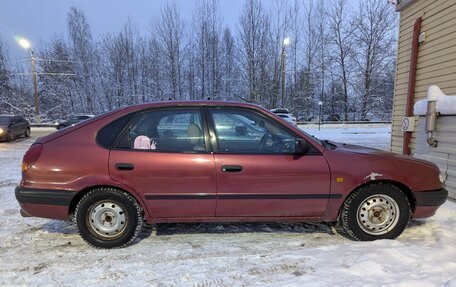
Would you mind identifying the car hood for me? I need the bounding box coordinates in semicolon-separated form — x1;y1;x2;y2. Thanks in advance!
0;124;9;130
328;141;439;169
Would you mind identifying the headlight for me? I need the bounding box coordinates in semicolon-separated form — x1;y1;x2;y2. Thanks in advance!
439;173;447;184
0;128;3;135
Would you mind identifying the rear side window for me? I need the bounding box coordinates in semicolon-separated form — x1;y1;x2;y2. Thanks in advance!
0;117;10;124
115;109;206;153
96;112;136;149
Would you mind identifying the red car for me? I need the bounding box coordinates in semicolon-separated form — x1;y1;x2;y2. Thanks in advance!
15;101;447;248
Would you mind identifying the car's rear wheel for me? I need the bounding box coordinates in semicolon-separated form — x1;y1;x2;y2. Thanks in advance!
337;183;411;241
75;188;143;248
24;127;31;138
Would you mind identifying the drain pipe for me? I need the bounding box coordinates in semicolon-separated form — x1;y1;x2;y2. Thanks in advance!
403;17;422;155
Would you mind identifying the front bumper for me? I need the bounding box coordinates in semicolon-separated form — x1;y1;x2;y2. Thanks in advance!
15;186;77;220
414;188;448;206
412;188;448;219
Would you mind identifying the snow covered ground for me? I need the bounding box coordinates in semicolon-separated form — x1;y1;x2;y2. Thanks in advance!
0;125;455;286
300;123;392;151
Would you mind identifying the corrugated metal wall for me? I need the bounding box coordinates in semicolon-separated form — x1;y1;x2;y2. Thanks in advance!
415;117;456;199
391;0;456;153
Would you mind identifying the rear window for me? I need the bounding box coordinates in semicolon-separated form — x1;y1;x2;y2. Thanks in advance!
96;112;136;149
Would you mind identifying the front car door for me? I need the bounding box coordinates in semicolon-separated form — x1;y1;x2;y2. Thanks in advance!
16;116;27;135
207;107;331;218
10;116;20;137
108;107;217;219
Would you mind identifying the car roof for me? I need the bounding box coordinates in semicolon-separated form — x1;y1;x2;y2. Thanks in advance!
126;100;265;111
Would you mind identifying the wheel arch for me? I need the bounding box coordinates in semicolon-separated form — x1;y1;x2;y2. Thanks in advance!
343;180;416;214
68;185;151;221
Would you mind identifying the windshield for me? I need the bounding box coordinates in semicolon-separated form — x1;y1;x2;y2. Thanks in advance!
0;117;11;125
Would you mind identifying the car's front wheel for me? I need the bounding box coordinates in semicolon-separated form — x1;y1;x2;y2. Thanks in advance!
337;183;411;241
24;127;31;138
75;188;143;248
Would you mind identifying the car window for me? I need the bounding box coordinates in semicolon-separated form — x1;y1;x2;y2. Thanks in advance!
116;109;205;153
0;117;10;125
97;112;136;149
210;109;296;154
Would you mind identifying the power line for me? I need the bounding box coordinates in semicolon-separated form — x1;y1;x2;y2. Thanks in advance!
6;72;77;77
35;58;87;64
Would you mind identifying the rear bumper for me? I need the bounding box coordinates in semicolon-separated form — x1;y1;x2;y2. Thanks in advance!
412;188;448;219
15;186;76;220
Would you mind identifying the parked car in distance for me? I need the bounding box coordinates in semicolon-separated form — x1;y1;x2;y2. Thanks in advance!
276;113;297;125
270;108;290;114
271;108;297;125
55;115;94;130
0;115;31;142
16;101;447;248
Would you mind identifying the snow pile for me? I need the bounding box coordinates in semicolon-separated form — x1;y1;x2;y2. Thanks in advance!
414;85;456;115
0;127;455;286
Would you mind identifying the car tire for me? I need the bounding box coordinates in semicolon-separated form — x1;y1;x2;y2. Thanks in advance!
75;188;143;248
337;183;411;241
24;127;31;138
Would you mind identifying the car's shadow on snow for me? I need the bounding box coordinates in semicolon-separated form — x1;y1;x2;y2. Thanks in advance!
41;220;78;235
140;221;335;237
407;219;428;227
40;220;336;245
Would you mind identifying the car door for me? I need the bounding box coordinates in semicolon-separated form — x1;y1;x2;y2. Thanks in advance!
108;107;217;219
10;117;20;137
16;116;26;135
208;107;331;217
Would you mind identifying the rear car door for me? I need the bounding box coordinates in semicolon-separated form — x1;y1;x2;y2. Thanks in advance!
208;107;331;217
108;107;217;219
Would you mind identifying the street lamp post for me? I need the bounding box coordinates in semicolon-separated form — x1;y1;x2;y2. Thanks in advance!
18;38;40;124
281;37;290;108
318;101;323;131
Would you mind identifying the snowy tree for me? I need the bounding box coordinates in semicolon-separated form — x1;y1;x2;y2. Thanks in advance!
39;37;76;120
0;40;12;112
67;7;98;113
192;0;223;100
154;3;185;100
328;0;353;121
238;0;272;104
352;0;396;120
220;27;239;101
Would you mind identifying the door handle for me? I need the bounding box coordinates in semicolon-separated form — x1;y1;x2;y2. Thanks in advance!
221;165;243;172
115;163;135;171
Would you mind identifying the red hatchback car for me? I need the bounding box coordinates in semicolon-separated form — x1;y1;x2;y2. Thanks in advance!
16;101;447;248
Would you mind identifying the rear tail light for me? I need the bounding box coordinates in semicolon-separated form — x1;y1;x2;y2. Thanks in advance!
22;143;43;173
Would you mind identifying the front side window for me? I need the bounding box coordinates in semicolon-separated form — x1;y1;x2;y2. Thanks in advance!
210;109;296;154
116;109;205;153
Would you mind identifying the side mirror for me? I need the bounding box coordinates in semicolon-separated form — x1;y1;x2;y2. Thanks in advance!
295;139;310;155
